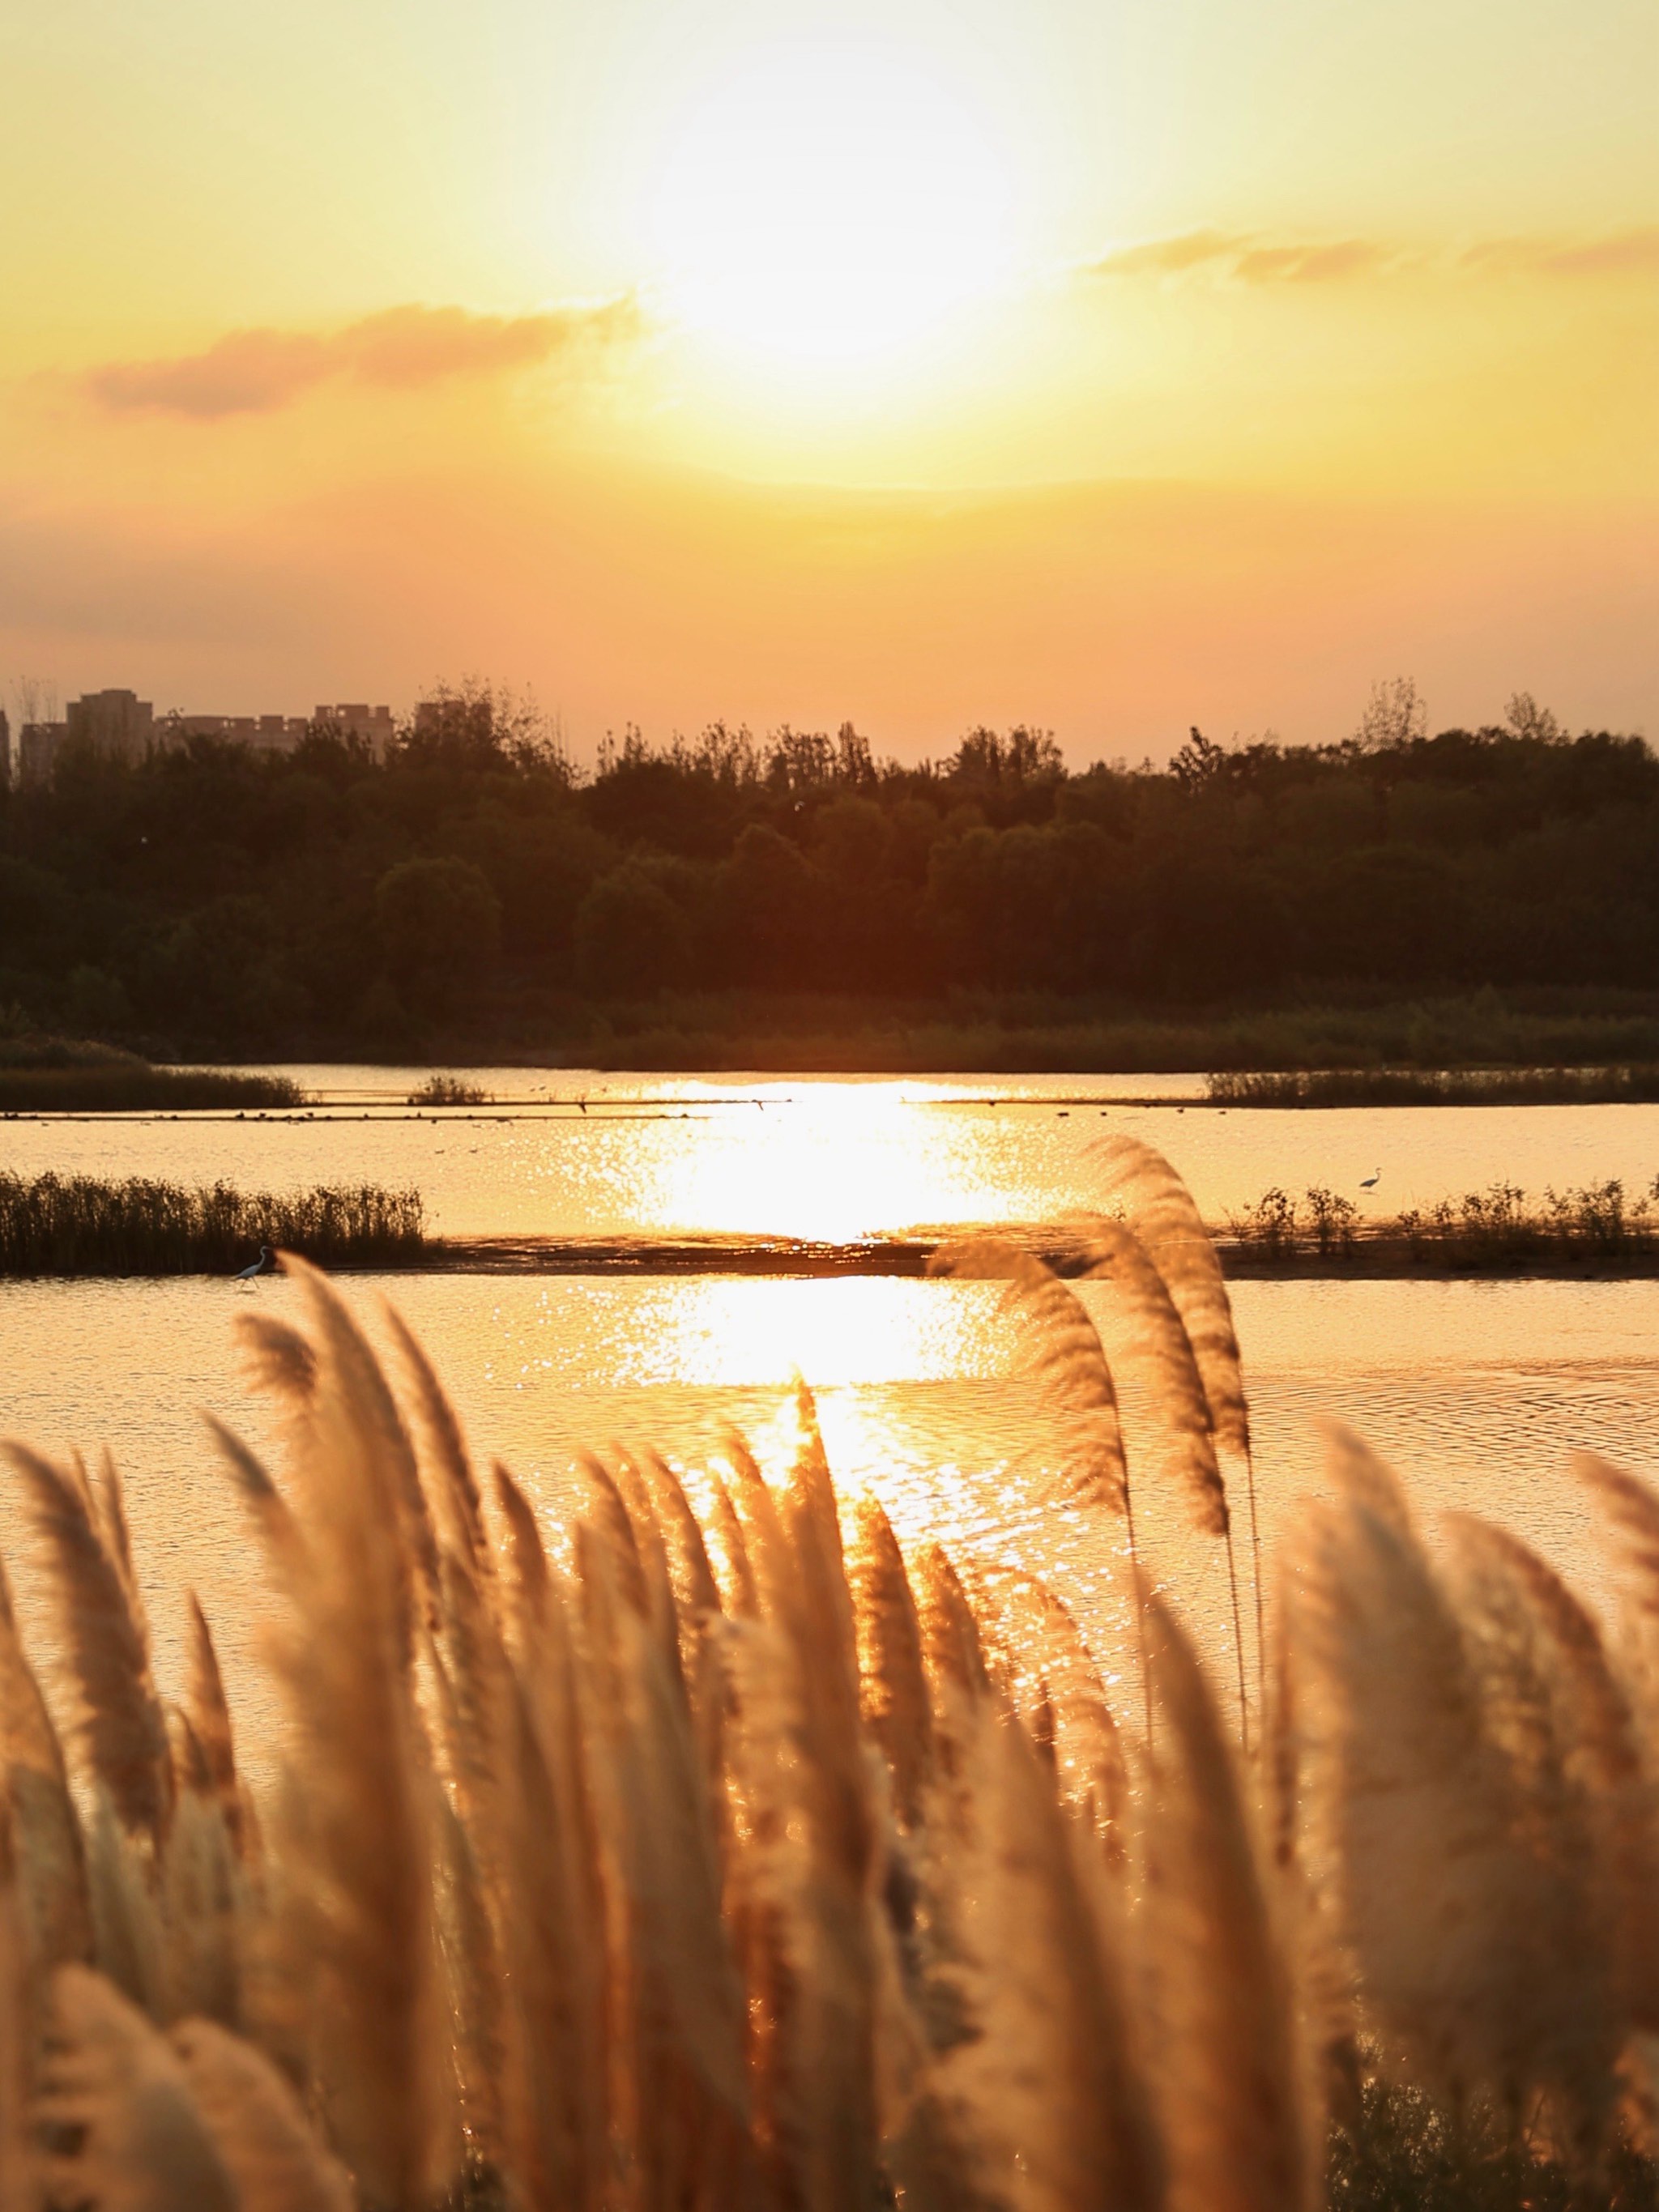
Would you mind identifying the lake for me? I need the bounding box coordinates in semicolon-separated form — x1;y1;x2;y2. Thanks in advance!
2;1068;1657;1741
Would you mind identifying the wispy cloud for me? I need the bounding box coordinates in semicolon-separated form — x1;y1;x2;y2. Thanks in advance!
1081;229;1254;279
1082;231;1388;284
85;297;645;419
1083;225;1659;287
1459;226;1659;279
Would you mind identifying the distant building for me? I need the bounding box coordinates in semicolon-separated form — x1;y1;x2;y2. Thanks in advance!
164;711;314;754
5;690;399;781
66;688;155;761
313;702;396;757
18;721;65;782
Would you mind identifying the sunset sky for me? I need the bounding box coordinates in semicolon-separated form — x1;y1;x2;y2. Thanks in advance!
2;0;1654;758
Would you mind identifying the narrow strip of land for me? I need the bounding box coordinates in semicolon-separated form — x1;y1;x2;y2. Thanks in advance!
418;1231;1659;1281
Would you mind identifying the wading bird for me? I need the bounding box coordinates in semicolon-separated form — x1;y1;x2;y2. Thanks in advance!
234;1245;275;1282
1360;1169;1380;1189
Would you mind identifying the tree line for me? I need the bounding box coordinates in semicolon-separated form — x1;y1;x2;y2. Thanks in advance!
1;684;1655;1053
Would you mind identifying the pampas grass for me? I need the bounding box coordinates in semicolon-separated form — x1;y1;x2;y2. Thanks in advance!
1;1158;1657;2209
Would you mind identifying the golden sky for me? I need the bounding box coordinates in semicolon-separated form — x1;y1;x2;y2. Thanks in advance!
2;0;1655;753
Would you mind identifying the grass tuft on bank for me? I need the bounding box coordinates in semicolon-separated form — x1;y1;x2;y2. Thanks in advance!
0;1173;425;1276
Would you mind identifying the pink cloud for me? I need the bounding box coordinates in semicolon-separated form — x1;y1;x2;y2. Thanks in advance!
85;297;644;419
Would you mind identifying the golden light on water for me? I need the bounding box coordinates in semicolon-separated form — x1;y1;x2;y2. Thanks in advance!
647;1082;1018;1242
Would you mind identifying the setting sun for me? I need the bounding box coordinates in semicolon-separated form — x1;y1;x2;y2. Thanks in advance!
646;36;1018;373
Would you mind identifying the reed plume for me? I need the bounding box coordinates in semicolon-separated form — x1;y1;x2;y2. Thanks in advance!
1094;1132;1265;1712
0;1443;170;1847
1141;1591;1310;2212
0;1156;1652;2208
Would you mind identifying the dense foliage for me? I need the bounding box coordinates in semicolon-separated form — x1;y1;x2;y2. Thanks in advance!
2;686;1655;1052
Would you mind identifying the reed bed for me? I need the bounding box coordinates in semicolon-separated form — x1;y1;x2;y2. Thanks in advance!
1205;1065;1659;1107
0;1064;303;1114
0;1139;1656;2208
0;1174;425;1276
407;1076;490;1107
1228;1176;1659;1267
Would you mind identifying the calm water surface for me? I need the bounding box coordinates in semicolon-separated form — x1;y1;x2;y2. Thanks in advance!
6;1063;1658;1238
2;1071;1657;1741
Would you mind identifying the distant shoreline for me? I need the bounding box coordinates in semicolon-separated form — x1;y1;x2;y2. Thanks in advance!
407;1232;1659;1282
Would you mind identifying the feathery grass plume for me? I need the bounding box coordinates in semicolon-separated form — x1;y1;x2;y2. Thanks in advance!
638;1447;724;1674
706;1396;889;2208
1141;1590;1309;2212
611;1447;688;1683
83;1787;164;2012
912;1541;992;1788
37;1962;240;2210
1573;1451;1659;1730
577;1451;652;1618
1459;1515;1659;2039
255;1258;448;2207
1091;1133;1252;1461
927;1657;1165;2212
184;1596;255;1867
266;1264;443;1645
0;1824;29;2212
969;1566;1127;1857
201;1413;305;1583
1094;1133;1264;1711
423;1549;514;2174
169;2014;356;2212
931;1240;1128;1513
1077;1218;1224;1528
1443;1515;1626;2165
0;1441;172;1846
157;1738;243;2031
233;1309;317;1408
1294;1431;1555;2111
848;1494;934;1831
382;1305;489;1574
491;1463;611;2210
0;1548;91;1970
1076;1213;1252;1747
704;1468;759;1618
576;1519;750;2208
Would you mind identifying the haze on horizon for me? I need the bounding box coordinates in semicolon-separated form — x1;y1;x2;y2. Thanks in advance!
2;0;1654;759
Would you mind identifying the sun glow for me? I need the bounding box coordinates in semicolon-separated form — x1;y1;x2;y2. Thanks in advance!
647;38;1018;374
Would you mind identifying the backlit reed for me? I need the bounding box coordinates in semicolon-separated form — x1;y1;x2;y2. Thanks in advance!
0;1144;1653;2209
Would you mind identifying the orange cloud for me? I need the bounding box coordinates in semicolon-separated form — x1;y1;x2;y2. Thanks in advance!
1083;231;1388;283
1460;227;1659;278
1081;229;1252;279
85;297;644;419
1232;239;1390;283
1086;226;1659;288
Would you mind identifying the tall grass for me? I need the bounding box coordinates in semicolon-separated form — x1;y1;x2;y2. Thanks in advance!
0;1023;301;1113
0;1066;302;1114
0;1174;425;1275
1229;1178;1659;1268
1206;1066;1659;1107
0;1151;1656;2207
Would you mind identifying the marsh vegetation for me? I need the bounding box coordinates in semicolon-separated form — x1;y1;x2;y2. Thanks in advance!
1206;1067;1659;1108
0;1023;300;1115
1226;1177;1659;1270
0;1174;424;1276
0;1139;1654;2207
